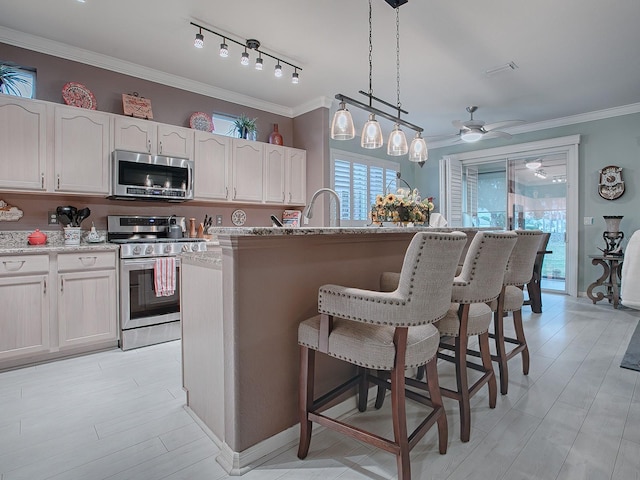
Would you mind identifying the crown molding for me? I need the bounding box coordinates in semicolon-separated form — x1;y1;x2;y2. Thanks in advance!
0;26;294;117
428;102;640;149
291;96;333;117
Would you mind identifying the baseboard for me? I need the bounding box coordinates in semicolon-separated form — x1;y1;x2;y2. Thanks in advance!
185;385;383;475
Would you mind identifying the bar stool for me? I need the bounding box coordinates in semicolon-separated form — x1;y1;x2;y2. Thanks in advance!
435;231;517;442
297;231;466;480
491;230;543;395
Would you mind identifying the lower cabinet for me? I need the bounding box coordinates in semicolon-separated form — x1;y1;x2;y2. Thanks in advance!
57;251;118;349
0;250;118;369
0;274;50;360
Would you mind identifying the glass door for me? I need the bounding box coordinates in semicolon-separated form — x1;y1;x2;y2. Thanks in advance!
508;154;567;293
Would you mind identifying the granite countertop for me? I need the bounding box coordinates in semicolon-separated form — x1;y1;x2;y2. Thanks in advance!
207;226;480;238
0;230;118;255
180;249;222;267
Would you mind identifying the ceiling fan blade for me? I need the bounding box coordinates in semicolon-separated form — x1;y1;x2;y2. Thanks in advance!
426;132;459;141
452;120;465;129
483;119;525;131
482;130;512;140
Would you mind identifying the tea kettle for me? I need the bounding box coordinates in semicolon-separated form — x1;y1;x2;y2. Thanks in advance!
167;215;183;239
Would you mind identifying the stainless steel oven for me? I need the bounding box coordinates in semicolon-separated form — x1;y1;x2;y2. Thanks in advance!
108;215;206;350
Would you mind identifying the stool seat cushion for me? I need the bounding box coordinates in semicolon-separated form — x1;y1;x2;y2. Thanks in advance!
298;314;440;370
436;303;492;337
502;285;525;312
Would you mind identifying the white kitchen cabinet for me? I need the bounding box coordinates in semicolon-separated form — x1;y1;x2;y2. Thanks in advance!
57;251;117;349
0;255;50;361
264;145;306;205
194;131;230;201
264;144;286;203
54;105;111;194
114;117;193;159
286;148;307;205
231;138;264;202
0;96;47;191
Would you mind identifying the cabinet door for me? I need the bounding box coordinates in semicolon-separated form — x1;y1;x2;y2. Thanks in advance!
194;131;230;201
264;145;286;203
58;270;117;348
231;139;264;202
287;148;307;205
157;124;194;159
0;96;47;191
0;275;49;360
114;117;156;154
54;106;111;194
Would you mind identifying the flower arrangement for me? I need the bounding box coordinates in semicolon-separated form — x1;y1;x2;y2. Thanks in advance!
371;188;434;225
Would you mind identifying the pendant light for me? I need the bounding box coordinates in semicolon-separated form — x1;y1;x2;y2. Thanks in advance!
387;7;408;156
409;132;428;166
331;101;355;140
361;0;383;149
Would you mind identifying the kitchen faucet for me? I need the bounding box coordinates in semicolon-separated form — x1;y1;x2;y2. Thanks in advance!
303;188;341;227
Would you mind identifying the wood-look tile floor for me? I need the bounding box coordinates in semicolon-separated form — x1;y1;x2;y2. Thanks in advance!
1;294;639;480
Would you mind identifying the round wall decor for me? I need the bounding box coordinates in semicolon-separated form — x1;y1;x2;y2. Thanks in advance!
231;209;247;226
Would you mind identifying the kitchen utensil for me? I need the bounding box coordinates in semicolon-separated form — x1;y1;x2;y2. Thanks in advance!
75;207;91;226
167;215;183;239
56;206;77;226
27;229;47;245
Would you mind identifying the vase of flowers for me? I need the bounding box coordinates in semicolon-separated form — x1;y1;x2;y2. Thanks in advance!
371;188;434;226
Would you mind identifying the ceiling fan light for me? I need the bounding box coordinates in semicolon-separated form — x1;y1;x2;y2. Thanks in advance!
525;159;542;169
331;102;355;140
460;128;483;143
361;114;383;149
387;124;408;156
409;133;428;165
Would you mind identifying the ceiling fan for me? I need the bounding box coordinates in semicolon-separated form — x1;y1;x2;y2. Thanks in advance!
449;106;524;143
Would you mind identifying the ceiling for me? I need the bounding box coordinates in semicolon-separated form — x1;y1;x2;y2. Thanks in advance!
1;0;640;142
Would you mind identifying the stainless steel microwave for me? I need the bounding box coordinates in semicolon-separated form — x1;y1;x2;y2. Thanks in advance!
110;150;194;201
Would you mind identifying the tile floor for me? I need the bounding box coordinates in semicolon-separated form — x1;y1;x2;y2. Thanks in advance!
1;294;639;480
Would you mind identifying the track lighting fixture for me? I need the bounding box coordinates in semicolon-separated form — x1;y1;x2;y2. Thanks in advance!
190;22;302;84
330;0;426;166
534;169;547;179
194;29;204;49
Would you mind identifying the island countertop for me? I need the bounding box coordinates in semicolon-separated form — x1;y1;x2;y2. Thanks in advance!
207;225;483;238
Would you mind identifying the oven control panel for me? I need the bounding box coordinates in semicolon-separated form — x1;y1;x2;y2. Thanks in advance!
119;241;207;258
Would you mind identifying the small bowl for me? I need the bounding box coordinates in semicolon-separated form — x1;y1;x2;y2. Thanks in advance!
27;229;47;245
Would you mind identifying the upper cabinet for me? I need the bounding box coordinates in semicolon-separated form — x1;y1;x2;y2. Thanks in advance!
264;144;286;203
0;96;47;191
194;131;230;201
231;139;264;203
114;117;193;159
286;148;307;205
54;105;111;194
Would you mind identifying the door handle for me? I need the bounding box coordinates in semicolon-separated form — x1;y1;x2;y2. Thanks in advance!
147;139;152;153
79;256;98;267
159;141;163;154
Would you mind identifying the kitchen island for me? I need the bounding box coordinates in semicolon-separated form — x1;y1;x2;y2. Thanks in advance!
180;226;475;474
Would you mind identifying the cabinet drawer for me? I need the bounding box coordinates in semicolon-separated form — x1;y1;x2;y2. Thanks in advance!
0;255;49;276
58;252;116;271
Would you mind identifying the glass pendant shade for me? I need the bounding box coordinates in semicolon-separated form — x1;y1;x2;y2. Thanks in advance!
361;114;383;149
409;133;428;165
387;124;408;156
330;102;355;140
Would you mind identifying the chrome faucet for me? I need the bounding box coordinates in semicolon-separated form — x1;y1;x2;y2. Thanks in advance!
303;188;341;227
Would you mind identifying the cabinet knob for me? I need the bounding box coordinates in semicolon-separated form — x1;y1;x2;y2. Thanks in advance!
147;140;152;153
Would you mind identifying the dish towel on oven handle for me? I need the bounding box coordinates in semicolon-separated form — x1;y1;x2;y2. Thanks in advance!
154;257;176;297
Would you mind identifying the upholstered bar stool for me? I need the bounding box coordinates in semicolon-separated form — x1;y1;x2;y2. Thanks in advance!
491;230;543;395
435;231;517;442
297;231;466;480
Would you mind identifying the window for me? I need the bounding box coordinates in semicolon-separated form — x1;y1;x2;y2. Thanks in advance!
0;62;36;98
331;149;400;226
211;113;237;137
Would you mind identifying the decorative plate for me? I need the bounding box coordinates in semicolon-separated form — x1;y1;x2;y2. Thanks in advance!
189;112;214;132
231;209;247;226
62;82;97;110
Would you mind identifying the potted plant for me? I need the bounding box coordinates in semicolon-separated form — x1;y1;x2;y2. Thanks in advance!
0;63;28;96
231;114;257;140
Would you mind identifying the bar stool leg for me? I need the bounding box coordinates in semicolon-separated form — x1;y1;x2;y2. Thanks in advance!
358;366;369;412
513;309;530;375
479;331;497;408
390;355;410;480
454;336;471;443
425;358;448;454
298;346;314;459
493;308;510;395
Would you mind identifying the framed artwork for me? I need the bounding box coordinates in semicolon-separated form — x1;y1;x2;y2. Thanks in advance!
122;93;153;119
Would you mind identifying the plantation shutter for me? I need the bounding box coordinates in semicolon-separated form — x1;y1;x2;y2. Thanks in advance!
440;156;463;227
334;159;351;220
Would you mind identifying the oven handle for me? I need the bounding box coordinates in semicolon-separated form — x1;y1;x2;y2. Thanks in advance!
121;257;181;271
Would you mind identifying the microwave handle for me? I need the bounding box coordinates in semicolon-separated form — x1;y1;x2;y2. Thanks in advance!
188;163;193;195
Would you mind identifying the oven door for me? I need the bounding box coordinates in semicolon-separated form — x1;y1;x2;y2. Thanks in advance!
120;257;181;330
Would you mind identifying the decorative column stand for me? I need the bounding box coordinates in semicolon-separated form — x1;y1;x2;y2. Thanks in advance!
602;215;624;256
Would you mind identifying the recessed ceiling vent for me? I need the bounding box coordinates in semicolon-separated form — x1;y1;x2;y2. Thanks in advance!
485;61;518;77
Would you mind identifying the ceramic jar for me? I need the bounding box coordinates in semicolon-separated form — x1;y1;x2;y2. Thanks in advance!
27;229;47;245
